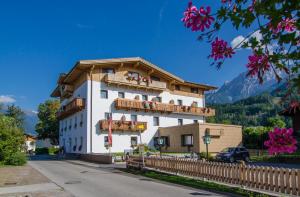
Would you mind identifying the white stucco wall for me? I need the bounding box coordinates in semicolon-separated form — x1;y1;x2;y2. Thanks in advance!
60;80;207;154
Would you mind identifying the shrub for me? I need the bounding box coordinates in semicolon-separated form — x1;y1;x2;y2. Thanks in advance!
48;147;60;155
199;152;214;160
35;147;49;155
4;152;26;166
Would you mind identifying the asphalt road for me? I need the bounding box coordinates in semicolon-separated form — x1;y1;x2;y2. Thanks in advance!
29;160;229;197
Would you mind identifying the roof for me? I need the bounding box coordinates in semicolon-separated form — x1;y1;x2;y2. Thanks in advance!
51;57;217;97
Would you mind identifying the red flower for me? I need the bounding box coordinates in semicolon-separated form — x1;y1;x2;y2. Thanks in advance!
209;37;235;60
246;53;270;83
270;18;297;33
182;2;214;32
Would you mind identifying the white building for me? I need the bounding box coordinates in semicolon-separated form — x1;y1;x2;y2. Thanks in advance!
51;57;217;154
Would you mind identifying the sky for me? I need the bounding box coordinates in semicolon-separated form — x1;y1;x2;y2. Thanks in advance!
0;0;252;111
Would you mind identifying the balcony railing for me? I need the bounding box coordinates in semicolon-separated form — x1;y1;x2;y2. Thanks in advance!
99;120;147;132
57;98;85;119
104;73;167;91
114;98;215;117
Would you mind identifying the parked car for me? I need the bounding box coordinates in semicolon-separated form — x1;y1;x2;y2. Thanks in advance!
216;147;250;163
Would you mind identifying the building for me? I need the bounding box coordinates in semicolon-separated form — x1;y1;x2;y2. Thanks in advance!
24;134;36;153
159;123;242;154
51;57;242;154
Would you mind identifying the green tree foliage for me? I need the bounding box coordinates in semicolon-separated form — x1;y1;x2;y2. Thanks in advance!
0;114;26;165
5;105;25;130
243;126;270;149
207;93;291;127
35;99;60;145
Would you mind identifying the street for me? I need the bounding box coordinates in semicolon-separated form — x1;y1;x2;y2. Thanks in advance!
29;159;229;197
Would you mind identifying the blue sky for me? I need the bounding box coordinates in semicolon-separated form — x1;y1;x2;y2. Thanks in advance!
0;0;252;111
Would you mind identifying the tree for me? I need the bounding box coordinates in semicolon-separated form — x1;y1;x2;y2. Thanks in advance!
0;114;26;165
182;0;299;107
5;105;25;130
264;127;297;155
266;117;286;128
35;99;60;145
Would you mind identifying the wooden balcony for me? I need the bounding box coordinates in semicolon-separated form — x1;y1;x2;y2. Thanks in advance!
57;98;85;120
114;98;215;117
104;73;167;91
99;120;147;132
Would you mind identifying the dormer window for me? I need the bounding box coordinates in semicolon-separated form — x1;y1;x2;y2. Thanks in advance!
103;68;115;74
150;76;160;81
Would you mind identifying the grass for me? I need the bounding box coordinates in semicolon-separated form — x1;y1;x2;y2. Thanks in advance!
123;168;270;197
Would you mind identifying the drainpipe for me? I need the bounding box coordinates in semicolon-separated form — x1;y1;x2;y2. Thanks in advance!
89;65;95;154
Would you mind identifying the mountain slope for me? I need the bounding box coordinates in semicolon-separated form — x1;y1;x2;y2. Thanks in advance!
206;71;281;104
206;91;291;127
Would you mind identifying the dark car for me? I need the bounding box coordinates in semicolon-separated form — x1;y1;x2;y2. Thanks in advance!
216;147;250;163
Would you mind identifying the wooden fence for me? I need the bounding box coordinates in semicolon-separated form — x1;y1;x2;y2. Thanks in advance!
128;157;300;196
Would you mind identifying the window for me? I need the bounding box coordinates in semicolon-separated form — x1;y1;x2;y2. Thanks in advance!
74;116;77;128
73;137;77;151
150;76;160;81
101;90;108;99
69;138;72;149
177;99;183;106
80;113;83;127
79;136;83;151
154;136;169;147
130;137;138;146
103;68;115;74
131;115;137;122
181;135;193;146
118;92;125;98
105;112;112;120
128;71;139;80
178;119;183;126
153;117;159;126
104;136;110;146
142;95;148;101
193;120;198;124
156;96;162;102
175;85;180;90
69;119;72;130
191;87;199;94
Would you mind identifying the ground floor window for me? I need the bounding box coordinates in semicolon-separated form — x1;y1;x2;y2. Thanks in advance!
104;136;110;146
153;117;159;126
130;136;138;147
181;134;193;146
178;119;183;126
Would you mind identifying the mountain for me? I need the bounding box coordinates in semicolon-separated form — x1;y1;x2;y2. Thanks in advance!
23;110;38;136
206;91;292;128
206;71;282;104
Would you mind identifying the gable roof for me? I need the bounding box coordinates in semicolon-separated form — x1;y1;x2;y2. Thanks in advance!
51;57;217;97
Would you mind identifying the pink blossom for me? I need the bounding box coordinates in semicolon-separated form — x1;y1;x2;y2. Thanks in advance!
264;128;297;155
182;2;214;32
209;37;235;60
246;53;270;83
270;18;296;33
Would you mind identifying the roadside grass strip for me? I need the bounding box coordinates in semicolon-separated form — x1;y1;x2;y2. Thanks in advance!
122;168;271;197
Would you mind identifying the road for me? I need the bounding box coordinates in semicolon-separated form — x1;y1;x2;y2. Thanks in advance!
29;160;229;197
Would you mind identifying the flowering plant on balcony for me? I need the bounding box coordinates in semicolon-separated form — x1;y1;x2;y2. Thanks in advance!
149;101;156;109
169;99;175;105
143;101;150;109
120;115;126;123
191;102;198;108
264;128;297;155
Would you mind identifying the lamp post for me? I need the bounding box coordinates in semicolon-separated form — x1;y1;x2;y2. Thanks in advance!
203;129;211;160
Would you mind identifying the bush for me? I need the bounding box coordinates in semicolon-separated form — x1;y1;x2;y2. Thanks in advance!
199;152;214;161
4;152;26;166
48;147;60;155
35;147;49;155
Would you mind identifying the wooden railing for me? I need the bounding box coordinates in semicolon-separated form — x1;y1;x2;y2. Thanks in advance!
115;98;215;117
104;73;167;91
129;157;300;196
57;98;85;119
99;120;147;132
